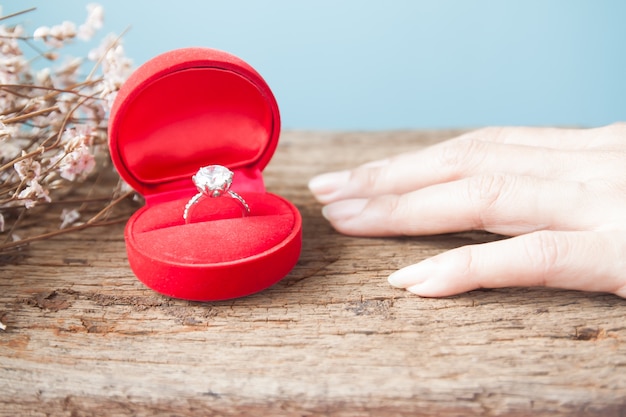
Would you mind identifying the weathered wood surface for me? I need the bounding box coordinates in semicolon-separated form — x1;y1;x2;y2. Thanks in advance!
1;130;626;417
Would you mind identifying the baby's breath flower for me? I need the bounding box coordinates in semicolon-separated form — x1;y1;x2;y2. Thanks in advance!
35;67;51;84
0;121;15;140
36;21;77;48
0;25;27;90
32;26;50;41
78;3;104;41
61;125;94;150
93;40;133;111
54;144;96;182
14;156;42;182
60;208;80;229
17;178;51;208
0;5;134;252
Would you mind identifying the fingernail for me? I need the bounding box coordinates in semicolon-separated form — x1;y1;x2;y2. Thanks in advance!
406;280;439;296
308;171;350;201
321;199;368;222
388;259;436;288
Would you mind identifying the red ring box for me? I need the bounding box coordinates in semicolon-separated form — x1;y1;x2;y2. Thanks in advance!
108;48;302;301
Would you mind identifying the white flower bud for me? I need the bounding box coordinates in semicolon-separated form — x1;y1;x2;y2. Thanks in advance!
60;21;77;38
33;26;50;41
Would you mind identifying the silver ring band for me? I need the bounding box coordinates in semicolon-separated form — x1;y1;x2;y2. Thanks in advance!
183;165;250;222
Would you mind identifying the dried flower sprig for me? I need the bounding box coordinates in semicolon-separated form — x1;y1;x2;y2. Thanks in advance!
0;4;136;257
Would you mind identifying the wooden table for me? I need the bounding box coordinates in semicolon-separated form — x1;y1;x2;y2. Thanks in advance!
2;130;626;416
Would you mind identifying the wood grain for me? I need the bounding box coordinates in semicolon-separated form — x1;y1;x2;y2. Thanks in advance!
1;130;626;416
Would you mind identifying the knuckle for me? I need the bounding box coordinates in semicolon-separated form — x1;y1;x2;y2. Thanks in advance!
387;194;409;221
475;126;508;143
376;194;415;234
465;173;510;210
453;245;476;279
523;231;566;283
373;194;400;212
437;138;485;173
349;166;384;192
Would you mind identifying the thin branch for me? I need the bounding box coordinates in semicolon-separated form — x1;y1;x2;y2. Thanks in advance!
0;218;127;251
2;207;26;245
86;26;131;81
41;95;90;150
2;105;60;124
86;190;134;225
0;7;36;22
0;81;103;101
0;190;135;252
1;195;124;209
0;146;45;174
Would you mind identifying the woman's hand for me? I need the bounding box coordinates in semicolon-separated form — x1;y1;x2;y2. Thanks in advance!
308;123;626;298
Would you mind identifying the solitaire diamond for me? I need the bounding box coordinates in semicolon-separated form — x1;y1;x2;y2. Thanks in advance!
183;164;250;222
193;165;233;197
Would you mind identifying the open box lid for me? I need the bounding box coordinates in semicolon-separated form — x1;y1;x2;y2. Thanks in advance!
108;47;280;200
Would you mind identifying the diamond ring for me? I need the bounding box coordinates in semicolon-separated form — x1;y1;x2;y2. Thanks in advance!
183;165;250;222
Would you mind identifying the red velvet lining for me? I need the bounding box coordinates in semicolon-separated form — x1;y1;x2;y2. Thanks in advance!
128;192;295;264
116;68;272;185
109;48;281;198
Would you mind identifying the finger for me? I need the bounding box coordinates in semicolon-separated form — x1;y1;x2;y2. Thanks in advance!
309;137;624;204
321;174;597;237
458;125;606;149
472;123;626;150
387;230;626;298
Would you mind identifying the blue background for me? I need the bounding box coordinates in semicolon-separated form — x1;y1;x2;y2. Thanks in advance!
8;1;626;130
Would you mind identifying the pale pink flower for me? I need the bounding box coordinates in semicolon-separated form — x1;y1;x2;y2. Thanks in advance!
55;92;76;115
0;24;23;50
35;67;52;84
60;208;80;229
34;21;77;48
14;154;51;209
97;42;133;111
14;156;42;182
55;144;96;181
0;121;16;140
60;125;94;150
78;4;104;41
17;178;51;208
0;25;28;89
10;23;25;38
61;21;77;37
0;212;4;233
32;26;50;41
